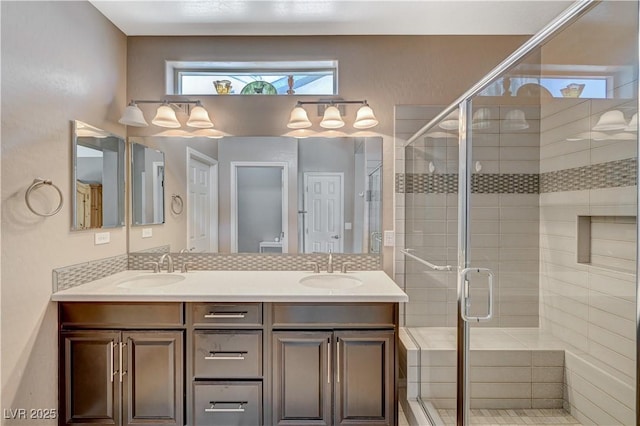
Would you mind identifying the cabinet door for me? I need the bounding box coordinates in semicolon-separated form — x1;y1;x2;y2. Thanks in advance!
61;331;120;425
272;331;332;425
334;330;394;426
122;331;183;426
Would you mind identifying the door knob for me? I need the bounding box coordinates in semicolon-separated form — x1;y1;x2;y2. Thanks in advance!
331;235;340;239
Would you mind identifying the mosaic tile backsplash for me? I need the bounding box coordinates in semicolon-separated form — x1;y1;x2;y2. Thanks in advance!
53;253;381;291
396;158;637;194
53;254;128;291
128;252;381;272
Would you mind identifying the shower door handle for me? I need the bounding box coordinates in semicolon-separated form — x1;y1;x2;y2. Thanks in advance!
460;267;494;322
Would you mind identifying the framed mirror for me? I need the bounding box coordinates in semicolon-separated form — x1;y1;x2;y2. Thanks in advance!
131;142;165;226
72;120;125;230
127;136;382;256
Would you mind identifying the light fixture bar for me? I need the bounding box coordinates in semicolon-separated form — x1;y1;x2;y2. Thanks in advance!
120;99;214;129
294;100;369;107
286;99;378;131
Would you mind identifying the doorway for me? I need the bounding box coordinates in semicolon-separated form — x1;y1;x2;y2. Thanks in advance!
186;148;218;252
230;162;288;253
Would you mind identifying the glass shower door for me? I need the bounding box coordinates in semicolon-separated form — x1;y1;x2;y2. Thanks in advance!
402;2;638;424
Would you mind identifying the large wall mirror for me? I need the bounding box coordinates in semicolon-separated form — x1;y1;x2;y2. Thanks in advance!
128;136;382;256
131;142;165;226
72;120;125;230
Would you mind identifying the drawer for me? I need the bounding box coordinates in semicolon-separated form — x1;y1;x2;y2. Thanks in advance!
190;303;262;327
60;302;183;328
193;331;262;378
272;303;396;328
193;382;262;426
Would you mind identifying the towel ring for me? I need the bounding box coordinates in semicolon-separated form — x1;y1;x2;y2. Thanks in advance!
171;194;184;215
25;178;64;217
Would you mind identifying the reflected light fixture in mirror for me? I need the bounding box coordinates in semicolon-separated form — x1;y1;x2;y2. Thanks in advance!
153;128;228;139
502;109;529;131
472;107;491;130
438;110;459;131
119;99;214;129
625;113;637;132
283;129;317;138
593;110;627;131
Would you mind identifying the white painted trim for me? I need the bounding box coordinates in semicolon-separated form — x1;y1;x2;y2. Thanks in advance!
186;147;218;252
231;161;289;253
303;172;345;253
152;162;164;223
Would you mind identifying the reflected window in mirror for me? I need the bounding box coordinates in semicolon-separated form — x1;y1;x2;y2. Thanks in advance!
131;142;166;226
72;120;125;230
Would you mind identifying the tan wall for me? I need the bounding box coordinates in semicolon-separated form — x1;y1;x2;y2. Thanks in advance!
1;1;127;418
126;35;528;272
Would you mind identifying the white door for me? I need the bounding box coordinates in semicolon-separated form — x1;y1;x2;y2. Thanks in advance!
187;153;217;252
304;173;344;253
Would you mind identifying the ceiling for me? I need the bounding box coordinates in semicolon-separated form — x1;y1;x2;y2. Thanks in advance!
90;0;574;36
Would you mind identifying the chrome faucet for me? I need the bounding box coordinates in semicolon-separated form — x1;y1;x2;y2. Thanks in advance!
327;250;334;273
158;253;174;273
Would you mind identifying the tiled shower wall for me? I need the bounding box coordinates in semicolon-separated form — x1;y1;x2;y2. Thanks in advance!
395;105;541;327
539;98;637;422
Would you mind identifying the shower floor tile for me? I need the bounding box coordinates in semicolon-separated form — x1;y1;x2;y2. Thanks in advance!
437;408;582;425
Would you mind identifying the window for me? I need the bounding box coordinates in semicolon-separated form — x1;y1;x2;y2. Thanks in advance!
167;60;338;96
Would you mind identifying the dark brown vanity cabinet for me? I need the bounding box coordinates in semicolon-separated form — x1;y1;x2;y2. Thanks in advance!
59;301;398;426
271;303;397;426
59;303;184;426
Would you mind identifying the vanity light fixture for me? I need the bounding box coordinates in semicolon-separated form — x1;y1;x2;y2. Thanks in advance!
287;100;379;130
593;109;627;131
119;100;214;129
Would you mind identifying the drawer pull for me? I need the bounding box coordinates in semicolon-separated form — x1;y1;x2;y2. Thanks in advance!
205;351;247;360
205;401;247;413
204;311;247;319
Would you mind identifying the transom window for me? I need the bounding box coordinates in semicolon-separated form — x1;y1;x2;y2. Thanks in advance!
167;60;338;96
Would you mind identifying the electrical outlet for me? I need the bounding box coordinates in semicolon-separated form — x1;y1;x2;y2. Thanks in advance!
142;228;153;238
94;232;110;245
345;222;352;230
383;231;395;247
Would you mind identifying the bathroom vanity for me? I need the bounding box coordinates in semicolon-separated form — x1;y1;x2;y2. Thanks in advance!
53;270;407;426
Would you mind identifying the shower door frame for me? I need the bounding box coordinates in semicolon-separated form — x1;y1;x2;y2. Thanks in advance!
402;1;627;424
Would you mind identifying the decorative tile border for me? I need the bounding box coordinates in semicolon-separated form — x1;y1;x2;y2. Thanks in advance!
396;173;457;194
397;158;637;194
396;173;539;194
473;174;539;194
540;158;637;193
53;254;128;291
129;252;381;271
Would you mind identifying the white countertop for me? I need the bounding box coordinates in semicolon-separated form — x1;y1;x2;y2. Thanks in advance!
51;270;408;303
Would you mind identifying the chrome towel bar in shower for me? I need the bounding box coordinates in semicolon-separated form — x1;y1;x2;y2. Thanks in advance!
400;248;453;271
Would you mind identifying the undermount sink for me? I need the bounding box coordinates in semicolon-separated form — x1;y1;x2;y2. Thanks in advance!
299;274;363;290
116;274;185;289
